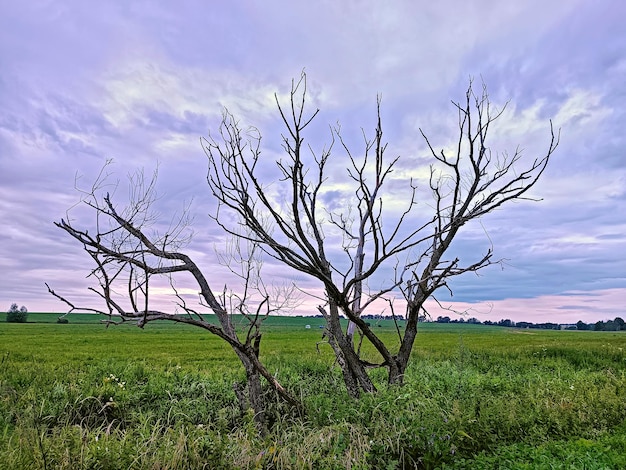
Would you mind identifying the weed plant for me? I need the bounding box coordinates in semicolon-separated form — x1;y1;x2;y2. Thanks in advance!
1;318;625;468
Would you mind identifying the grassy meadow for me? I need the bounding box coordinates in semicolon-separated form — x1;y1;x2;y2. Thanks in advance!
1;313;625;469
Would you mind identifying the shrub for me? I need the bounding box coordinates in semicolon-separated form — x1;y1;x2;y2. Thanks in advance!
6;303;28;323
57;317;69;324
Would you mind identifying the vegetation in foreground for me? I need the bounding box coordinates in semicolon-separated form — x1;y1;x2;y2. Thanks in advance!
1;317;625;469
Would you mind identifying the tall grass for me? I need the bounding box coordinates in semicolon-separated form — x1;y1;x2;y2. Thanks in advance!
1;319;625;468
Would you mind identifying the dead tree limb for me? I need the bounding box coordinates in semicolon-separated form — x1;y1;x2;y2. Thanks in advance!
49;164;303;432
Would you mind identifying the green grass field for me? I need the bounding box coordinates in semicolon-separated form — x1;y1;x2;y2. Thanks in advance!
1;314;625;469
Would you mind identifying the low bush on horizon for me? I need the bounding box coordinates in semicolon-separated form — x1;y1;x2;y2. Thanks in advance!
5;304;28;323
1;321;625;469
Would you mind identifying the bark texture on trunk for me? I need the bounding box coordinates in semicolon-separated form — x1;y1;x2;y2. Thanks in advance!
321;302;376;397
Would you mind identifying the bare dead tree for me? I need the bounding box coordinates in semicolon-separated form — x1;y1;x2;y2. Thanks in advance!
203;72;559;396
390;81;560;382
47;163;302;432
53;71;558;404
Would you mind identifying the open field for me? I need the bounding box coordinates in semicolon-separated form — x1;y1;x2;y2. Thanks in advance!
1;314;625;469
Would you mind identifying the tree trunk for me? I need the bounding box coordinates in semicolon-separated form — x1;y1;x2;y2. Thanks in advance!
232;353;267;433
321;302;376;397
245;365;267;432
326;329;361;398
389;303;421;385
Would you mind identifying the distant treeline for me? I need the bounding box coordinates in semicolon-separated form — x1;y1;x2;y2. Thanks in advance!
433;315;626;331
281;313;624;331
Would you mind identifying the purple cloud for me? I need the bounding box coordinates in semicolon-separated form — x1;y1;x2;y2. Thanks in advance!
1;0;625;323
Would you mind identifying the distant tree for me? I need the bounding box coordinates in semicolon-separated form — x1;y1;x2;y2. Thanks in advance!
614;317;625;331
594;321;605;331
6;303;28;323
576;320;588;331
436;316;451;323
466;317;481;324
498;319;513;327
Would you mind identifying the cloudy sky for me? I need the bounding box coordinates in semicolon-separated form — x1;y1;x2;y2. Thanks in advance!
1;0;624;324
